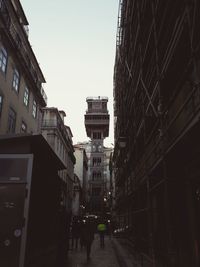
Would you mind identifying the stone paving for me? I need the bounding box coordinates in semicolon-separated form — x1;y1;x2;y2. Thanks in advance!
66;234;120;267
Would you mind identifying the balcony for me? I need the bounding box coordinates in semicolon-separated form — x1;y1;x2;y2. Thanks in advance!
86;109;108;114
42;119;69;144
84;118;109;126
85;114;110;126
86;96;109;114
42;119;58;128
86;96;108;101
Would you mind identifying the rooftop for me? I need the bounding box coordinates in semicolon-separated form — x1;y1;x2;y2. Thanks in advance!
86;96;108;101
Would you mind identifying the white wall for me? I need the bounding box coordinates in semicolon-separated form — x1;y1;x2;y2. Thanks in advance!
74;149;83;185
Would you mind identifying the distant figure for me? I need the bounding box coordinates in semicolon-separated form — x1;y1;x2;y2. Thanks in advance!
97;221;106;248
81;219;95;261
56;205;68;267
107;220;112;239
79;219;85;249
71;217;81;250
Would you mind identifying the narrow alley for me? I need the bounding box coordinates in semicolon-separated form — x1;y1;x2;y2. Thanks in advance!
1;0;200;266
66;235;136;267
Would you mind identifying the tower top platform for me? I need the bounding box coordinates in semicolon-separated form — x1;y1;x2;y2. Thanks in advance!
84;96;110;138
86;96;108;101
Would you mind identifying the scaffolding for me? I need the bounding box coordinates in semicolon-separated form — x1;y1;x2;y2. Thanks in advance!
113;0;200;266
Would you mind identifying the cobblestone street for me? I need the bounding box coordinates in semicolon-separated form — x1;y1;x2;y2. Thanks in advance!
66;235;120;267
66;234;155;267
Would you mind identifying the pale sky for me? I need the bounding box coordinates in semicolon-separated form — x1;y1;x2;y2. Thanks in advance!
20;0;118;147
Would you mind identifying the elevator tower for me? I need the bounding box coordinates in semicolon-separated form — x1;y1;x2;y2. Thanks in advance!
84;96;110;214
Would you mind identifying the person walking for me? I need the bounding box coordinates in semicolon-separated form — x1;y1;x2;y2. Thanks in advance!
71;217;81;250
79;219;85;250
97;221;106;248
81;218;95;261
56;205;68;267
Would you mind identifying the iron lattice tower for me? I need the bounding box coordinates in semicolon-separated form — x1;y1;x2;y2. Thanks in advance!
84;96;110;214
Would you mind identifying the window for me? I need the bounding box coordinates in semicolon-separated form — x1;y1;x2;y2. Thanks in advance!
32;100;37;118
0;46;7;73
12;69;20;92
102;102;106;109
23;87;29;106
93;132;101;139
93;157;101;166
21;121;27;133
7;107;16;133
0;95;3;117
92;171;101;180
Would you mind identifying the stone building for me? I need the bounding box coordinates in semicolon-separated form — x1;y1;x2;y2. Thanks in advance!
41;107;75;213
72;173;82;217
103;146;113;211
74;141;113;215
113;0;200;266
0;0;47;135
74;144;88;208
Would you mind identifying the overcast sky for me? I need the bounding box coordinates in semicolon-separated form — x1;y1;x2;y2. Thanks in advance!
20;0;118;147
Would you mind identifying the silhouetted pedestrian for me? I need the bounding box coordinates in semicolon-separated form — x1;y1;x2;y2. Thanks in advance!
71;217;81;250
97;221;106;248
56;205;68;267
81;219;95;261
79;219;85;249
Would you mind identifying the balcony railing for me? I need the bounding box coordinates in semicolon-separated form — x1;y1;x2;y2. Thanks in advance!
84;119;109;125
86;96;108;101
86;109;108;114
42;119;70;145
42;119;58;128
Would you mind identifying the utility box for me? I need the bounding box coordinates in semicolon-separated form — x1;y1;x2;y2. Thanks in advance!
0;155;33;267
0;135;66;267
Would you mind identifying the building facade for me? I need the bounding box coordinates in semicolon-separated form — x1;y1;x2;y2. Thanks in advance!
41;107;75;213
109;151;115;217
74;144;88;208
73;141;91;212
0;0;47;135
113;0;200;266
84;96;110;214
103;146;114;212
72;173;82;217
